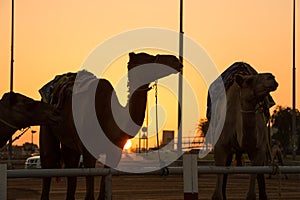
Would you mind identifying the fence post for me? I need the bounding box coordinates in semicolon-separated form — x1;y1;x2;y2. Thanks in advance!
104;173;112;200
0;164;7;200
183;154;198;200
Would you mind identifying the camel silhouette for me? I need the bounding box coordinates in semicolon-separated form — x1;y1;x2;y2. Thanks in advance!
0;92;61;148
39;52;183;200
208;63;278;200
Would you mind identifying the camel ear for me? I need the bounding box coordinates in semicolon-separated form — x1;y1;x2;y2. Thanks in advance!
9;92;19;106
236;75;255;87
235;74;245;87
129;52;136;59
0;93;9;105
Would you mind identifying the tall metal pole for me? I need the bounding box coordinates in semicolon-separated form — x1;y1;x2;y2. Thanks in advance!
8;0;15;169
177;0;183;156
10;0;14;91
292;0;297;160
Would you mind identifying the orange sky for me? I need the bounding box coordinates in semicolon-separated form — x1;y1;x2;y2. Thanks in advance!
0;0;299;146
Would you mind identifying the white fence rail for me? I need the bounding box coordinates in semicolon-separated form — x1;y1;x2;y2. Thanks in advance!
3;166;300;178
1;155;300;200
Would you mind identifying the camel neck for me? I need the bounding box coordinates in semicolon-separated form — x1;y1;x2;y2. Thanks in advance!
0;120;17;148
127;84;149;128
241;110;257;150
0;117;19;130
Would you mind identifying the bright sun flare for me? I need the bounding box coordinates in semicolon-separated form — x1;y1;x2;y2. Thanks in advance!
124;139;132;150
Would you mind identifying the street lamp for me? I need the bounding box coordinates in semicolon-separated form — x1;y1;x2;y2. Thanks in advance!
31;130;37;152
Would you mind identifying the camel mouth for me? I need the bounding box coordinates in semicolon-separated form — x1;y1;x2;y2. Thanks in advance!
176;62;183;72
268;87;276;92
268;83;278;92
170;59;183;73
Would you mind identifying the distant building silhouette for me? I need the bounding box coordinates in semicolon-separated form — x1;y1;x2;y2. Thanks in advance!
161;130;174;150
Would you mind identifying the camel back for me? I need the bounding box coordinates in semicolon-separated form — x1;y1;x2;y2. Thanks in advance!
206;62;275;121
39;70;98;108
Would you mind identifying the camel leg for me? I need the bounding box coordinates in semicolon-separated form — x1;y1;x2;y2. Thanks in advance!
85;173;95;200
212;146;230;200
41;177;51;200
246;173;256;200
66;176;77;200
212;174;223;200
246;168;267;200
277;150;288;179
97;165;111;200
97;149;121;200
222;153;233;200
257;174;268;200
83;149;97;200
61;144;80;200
235;151;243;166
40;126;61;200
254;152;268;200
247;150;268;200
246;150;257;200
98;174;105;200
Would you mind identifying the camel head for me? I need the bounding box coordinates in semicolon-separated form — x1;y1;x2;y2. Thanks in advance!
127;52;183;87
0;92;62;147
235;73;278;109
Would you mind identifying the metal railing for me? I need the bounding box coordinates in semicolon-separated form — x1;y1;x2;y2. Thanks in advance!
1;156;300;200
4;165;300;178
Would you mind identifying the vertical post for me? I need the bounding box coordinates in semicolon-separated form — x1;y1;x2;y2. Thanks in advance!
146;102;149;151
104;173;112;200
292;0;297;160
138;131;141;153
8;0;15;170
183;154;198;200
10;0;14;92
177;0;184;156
0;164;7;200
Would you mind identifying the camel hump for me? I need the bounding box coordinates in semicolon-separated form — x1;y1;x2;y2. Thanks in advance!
206;62;256;120
0;92;17;106
218;62;257;91
206;62;275;120
39;70;98;107
39;72;77;104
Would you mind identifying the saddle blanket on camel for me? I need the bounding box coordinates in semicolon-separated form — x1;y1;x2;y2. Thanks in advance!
39;70;97;107
206;62;275;121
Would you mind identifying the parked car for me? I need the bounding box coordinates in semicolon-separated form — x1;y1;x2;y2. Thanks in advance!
25;156;41;169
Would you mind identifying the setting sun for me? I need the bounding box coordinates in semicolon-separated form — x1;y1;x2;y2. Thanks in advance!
124;139;132;150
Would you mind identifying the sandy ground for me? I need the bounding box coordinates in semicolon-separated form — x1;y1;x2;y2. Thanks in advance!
7;173;300;200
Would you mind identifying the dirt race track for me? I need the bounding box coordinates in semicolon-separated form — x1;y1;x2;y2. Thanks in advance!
7;173;300;200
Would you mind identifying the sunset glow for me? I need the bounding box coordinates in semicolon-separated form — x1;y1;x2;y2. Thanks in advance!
124;139;132;150
0;1;299;146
